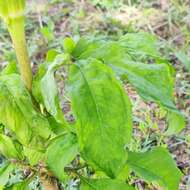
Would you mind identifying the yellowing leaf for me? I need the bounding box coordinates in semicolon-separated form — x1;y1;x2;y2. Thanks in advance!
0;74;53;148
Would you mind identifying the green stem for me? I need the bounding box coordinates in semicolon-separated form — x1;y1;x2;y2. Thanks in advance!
8;17;32;91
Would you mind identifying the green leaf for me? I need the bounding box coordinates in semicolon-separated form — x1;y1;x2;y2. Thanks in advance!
73;38;184;134
46;49;59;62
12;181;30;190
69;59;132;178
109;57;185;134
0;134;21;159
81;178;135;190
32;54;70;126
166;111;185;135
127;147;183;190
63;37;76;54
47;116;65;134
175;51;190;72
0;162;15;187
0;74;52;148
46;133;78;181
40;26;54;41
23;147;44;166
119;32;161;60
72;38;100;59
1;62;18;75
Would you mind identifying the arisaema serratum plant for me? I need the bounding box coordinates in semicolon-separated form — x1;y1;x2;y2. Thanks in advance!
0;0;185;189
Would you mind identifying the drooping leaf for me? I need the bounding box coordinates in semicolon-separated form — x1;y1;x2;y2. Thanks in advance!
109;58;185;134
32;54;69;126
0;74;52;148
81;178;135;190
72;38;184;134
0;134;21;159
69;59;132;178
127;147;183;190
0;162;15;187
46;133;78;181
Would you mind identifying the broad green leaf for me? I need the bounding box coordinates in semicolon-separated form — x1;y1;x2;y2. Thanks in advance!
109;58;185;134
63;37;76;54
81;178;135;190
32;54;69;126
127;147;182;190
73;39;184;134
119;32;161;60
175;51;190;72
0;134;21;159
77;41;174;108
73;33;165;63
23;147;44;166
0;74;52;148
0;162;15;187
69;59;132;178
46;133;78;181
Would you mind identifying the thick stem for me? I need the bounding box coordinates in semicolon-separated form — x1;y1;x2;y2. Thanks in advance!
8;17;33;91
